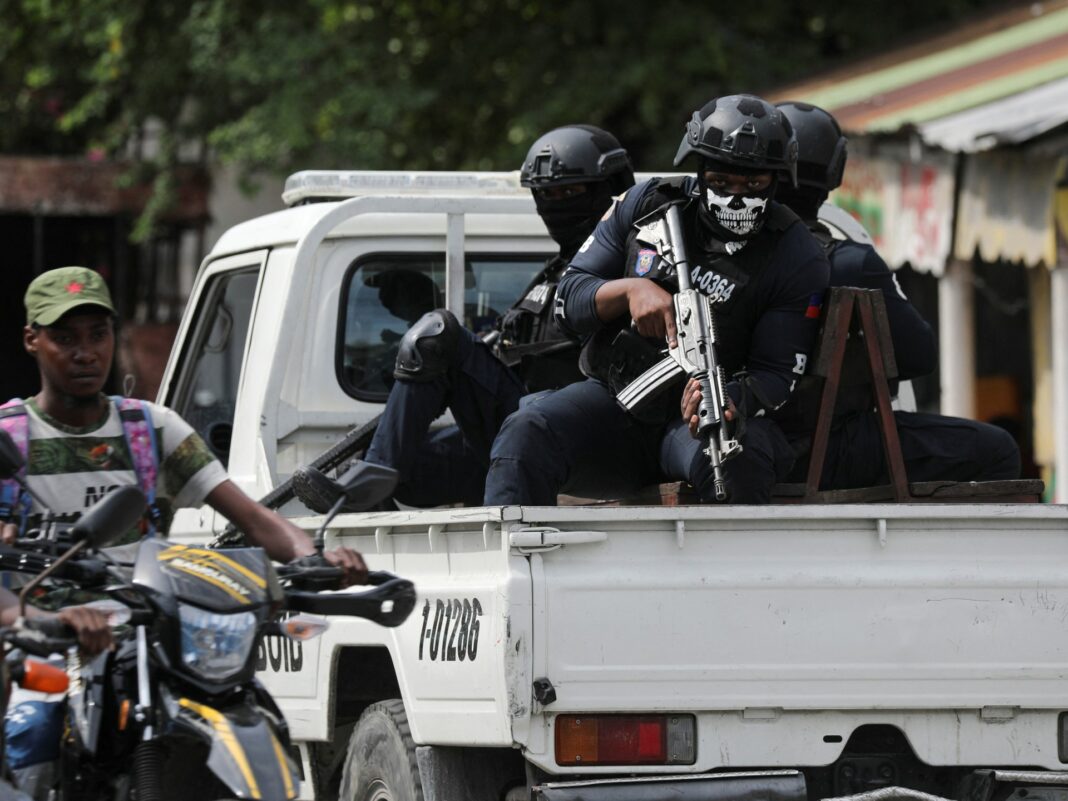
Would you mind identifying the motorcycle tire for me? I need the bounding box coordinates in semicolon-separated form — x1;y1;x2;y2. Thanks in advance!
339;700;423;801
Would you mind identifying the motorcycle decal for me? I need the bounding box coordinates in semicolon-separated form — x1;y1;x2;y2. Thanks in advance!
166;556;254;604
269;726;296;799
178;698;262;799
418;597;483;662
158;545;268;605
159;545;267;588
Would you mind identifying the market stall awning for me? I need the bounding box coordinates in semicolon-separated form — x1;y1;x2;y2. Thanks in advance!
771;0;1068;271
770;1;1068;136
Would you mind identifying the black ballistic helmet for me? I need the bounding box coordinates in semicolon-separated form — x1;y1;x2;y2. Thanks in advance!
775;101;848;194
520;125;634;195
674;94;799;187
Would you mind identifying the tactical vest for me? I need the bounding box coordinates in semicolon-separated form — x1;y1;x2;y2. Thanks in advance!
494;255;584;392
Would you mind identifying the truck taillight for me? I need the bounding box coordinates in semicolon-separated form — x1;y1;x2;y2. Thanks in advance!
555;714;696;766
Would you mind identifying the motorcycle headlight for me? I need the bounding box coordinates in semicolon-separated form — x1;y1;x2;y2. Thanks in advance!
178;603;257;681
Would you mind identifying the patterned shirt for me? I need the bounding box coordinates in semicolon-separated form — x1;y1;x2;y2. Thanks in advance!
16;396;227;543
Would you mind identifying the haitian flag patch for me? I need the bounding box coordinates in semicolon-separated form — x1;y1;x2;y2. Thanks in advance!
805;292;823;319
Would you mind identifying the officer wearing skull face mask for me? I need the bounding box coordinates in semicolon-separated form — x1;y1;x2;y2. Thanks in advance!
484;95;830;505
311;126;636;511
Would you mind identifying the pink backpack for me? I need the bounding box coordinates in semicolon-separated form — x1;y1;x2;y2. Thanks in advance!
0;397;162;535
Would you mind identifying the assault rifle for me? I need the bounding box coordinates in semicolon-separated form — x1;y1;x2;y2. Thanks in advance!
616;203;741;500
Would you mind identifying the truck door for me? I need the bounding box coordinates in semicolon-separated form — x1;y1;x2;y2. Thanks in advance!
160;250;268;541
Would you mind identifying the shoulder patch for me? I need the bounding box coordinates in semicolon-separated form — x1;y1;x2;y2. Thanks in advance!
635;248;656;276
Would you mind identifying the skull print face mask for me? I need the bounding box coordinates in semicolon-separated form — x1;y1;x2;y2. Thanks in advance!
704;187;771;237
696;163;778;243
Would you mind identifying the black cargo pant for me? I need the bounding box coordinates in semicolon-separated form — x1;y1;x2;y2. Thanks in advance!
794;410;1021;489
364;326;526;507
484;378;795;505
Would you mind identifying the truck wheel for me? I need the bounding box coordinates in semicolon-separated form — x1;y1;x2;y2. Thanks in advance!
340;700;423;801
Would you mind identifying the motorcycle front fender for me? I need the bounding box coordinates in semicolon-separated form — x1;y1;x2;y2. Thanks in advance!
172;697;300;801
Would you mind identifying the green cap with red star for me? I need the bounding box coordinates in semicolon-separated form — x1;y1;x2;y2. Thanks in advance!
24;266;116;326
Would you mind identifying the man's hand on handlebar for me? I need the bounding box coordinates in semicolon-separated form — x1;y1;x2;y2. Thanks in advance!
55;606;114;656
321;546;368;587
1;522;15;546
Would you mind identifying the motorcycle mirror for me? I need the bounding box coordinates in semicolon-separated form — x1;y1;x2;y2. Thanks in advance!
0;430;25;479
292;461;398;516
70;486;147;549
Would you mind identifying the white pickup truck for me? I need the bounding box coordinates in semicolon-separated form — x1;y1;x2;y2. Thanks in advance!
158;171;1068;801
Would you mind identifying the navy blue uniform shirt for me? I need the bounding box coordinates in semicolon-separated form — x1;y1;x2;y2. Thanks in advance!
821;231;936;381
556;177;831;417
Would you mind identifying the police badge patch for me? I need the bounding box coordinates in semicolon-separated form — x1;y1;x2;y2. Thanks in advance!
635;248;656;276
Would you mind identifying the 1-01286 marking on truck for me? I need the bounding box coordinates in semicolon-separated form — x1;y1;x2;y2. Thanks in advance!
418;598;483;662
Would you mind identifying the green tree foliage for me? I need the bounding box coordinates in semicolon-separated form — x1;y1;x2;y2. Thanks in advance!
0;0;1004;207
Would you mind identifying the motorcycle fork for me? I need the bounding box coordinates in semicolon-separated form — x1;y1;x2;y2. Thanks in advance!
131;625;166;801
134;625;153;738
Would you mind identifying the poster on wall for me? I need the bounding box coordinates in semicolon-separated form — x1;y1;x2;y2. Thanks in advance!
831;144;956;275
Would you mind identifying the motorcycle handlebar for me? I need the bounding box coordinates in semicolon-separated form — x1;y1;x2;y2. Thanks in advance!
4;617;77;658
0;544;111;586
285;571;416;628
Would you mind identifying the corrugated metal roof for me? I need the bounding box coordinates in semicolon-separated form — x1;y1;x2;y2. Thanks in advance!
918;75;1068;151
770;0;1068;136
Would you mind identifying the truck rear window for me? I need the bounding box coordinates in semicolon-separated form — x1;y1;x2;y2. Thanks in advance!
337;254;546;401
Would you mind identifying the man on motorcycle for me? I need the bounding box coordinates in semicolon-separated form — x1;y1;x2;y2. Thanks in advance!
0;267;370;800
0;266;367;585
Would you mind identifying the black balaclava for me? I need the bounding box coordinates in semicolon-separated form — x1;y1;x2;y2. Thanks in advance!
534;182;616;258
774;183;826;224
695;159;778;244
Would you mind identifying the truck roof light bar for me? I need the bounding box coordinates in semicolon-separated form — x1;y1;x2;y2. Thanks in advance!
282;170;527;206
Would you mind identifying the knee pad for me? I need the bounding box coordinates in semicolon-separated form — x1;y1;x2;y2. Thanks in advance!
394;309;462;382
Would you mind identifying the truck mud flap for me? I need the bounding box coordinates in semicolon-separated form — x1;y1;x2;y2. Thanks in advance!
533;769;805;801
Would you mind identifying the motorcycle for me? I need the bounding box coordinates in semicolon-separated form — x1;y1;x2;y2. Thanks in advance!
0;430;414;801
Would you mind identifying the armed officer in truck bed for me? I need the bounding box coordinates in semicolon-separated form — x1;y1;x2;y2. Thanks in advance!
309;126;636;511
483;94;831;505
773;100;1021;488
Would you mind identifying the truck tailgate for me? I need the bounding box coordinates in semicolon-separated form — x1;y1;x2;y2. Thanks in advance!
517;504;1068;712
